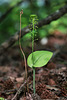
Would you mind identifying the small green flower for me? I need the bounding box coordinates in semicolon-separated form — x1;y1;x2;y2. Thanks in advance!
30;14;38;24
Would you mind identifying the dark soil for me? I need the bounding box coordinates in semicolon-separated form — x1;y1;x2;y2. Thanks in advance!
0;32;67;100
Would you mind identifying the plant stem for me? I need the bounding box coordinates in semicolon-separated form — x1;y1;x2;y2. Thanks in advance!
33;67;35;94
19;10;28;92
32;18;36;94
32;18;34;53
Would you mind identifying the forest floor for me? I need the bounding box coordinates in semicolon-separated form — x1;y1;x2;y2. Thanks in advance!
0;31;67;100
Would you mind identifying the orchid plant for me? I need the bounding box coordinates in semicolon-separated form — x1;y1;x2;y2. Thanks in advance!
27;14;53;94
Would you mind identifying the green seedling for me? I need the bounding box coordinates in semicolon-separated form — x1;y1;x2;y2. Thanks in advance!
27;14;53;94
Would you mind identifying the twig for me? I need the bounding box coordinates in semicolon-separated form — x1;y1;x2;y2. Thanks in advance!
0;0;25;23
11;81;27;100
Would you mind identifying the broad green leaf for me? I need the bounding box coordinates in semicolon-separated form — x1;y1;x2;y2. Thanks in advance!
27;51;53;68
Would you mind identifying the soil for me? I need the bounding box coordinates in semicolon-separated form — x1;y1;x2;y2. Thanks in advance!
0;31;67;100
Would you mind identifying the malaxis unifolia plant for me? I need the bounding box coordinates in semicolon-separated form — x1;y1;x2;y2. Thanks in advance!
27;14;53;94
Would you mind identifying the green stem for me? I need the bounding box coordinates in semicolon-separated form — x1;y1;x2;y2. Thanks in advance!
32;18;36;94
32;18;34;53
33;67;35;94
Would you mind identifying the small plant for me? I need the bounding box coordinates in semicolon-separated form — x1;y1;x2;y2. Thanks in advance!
27;14;53;94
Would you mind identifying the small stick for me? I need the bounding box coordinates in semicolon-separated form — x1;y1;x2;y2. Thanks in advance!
19;9;28;92
11;81;27;100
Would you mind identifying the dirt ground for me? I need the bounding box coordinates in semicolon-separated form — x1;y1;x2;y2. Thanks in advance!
0;31;67;100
